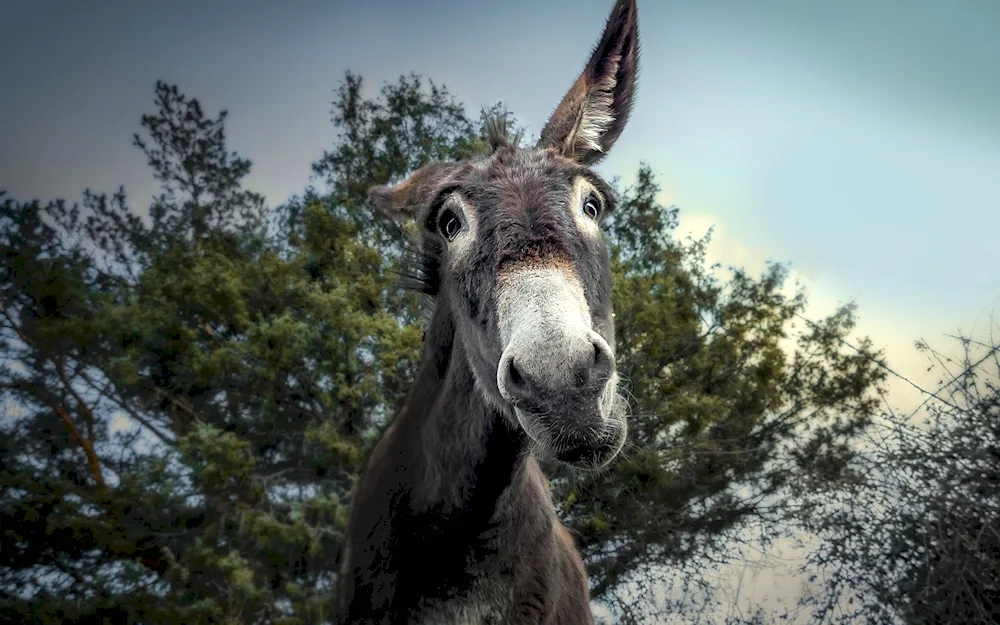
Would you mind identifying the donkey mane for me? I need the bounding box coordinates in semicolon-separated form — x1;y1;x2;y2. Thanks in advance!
483;107;515;153
336;2;639;623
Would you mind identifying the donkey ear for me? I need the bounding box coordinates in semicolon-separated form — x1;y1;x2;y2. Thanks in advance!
367;162;454;220
537;0;639;165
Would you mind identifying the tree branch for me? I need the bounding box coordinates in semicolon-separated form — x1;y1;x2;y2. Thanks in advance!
56;405;105;489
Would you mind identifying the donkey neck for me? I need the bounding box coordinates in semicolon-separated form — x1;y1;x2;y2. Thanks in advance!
404;302;530;515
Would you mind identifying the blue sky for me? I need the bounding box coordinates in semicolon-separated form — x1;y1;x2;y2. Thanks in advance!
3;0;999;404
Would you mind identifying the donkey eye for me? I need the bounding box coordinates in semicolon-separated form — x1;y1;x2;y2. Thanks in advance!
583;194;601;220
438;208;463;241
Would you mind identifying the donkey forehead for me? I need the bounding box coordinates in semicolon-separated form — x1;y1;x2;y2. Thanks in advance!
461;148;592;214
433;149;607;277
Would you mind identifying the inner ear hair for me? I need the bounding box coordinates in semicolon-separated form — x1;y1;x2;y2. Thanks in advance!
367;162;455;220
537;0;639;165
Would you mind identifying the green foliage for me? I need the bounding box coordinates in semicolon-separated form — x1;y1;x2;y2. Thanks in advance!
0;80;413;623
0;72;886;623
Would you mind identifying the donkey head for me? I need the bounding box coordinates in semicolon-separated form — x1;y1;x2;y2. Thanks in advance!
369;0;639;470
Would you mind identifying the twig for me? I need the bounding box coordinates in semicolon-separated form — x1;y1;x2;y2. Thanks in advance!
56;405;105;489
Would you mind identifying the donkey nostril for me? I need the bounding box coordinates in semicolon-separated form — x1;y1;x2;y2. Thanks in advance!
591;339;613;382
508;359;525;388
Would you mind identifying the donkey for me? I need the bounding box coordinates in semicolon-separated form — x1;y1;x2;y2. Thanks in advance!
335;1;639;622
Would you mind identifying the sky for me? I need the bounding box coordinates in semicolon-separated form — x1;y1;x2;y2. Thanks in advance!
3;0;998;382
2;0;999;616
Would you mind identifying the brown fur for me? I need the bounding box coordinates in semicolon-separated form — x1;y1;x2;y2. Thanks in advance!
335;2;639;623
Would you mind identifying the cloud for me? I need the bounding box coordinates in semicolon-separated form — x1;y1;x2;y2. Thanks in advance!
670;196;947;416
